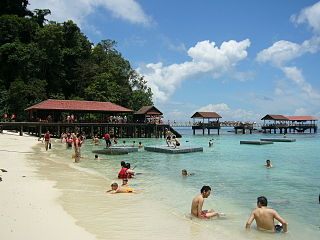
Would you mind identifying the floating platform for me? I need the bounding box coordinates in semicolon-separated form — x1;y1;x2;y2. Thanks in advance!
92;147;138;155
260;138;296;142
144;145;203;154
240;140;274;145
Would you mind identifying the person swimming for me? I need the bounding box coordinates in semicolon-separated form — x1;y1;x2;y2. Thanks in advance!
106;182;135;194
265;160;273;168
182;169;194;176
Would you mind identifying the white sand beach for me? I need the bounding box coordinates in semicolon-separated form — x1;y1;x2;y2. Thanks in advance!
0;131;96;240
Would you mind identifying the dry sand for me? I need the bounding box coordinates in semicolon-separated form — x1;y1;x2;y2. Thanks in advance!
0;131;96;240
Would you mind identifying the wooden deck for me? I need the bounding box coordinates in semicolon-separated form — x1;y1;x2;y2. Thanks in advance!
0;122;181;138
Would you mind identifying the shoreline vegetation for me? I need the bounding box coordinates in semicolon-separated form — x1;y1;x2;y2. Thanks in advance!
0;1;153;122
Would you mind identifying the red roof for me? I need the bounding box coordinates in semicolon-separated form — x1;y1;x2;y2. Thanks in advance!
25;99;133;112
191;112;222;119
261;114;289;121
286;116;318;121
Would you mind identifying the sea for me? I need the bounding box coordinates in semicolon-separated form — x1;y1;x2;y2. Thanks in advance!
30;127;320;240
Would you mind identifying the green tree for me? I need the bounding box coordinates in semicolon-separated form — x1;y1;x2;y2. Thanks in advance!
0;0;32;17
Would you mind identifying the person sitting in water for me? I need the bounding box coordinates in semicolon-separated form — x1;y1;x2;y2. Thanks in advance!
182;169;194;176
121;179;129;186
94;154;100;160
106;182;135;194
122;140;126;147
92;135;99;145
246;196;288;233
265;160;273;168
209;140;213;147
125;163;136;178
118;161;128;179
131;141;136;147
138;142;143;149
191;186;221;219
172;136;180;148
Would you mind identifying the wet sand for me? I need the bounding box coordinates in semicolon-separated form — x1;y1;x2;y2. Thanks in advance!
0;132;96;240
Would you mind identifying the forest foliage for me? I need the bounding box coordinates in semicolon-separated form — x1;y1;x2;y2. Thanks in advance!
0;0;153;120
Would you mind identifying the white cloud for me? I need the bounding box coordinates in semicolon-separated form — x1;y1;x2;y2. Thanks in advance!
137;39;251;102
29;0;152;27
294;107;310;116
291;1;320;34
281;66;320;99
256;37;320;66
197;103;261;121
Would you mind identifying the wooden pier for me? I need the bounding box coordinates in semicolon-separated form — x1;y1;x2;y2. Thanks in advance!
234;123;254;134
0;122;181;138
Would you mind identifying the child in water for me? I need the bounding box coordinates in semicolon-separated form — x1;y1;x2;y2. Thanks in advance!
106;182;135;194
265;160;273;168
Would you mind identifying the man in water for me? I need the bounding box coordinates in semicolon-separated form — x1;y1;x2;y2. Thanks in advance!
245;196;288;232
191;186;220;218
265;160;273;168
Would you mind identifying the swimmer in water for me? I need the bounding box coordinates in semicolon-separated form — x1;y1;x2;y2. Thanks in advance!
209;140;213;147
265;160;273;168
191;186;221;219
94;154;100;160
138;142;143;149
92;135;99;145
106;182;135;194
182;169;194;176
245;196;288;233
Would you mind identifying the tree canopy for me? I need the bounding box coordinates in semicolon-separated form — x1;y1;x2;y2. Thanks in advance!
0;0;153;120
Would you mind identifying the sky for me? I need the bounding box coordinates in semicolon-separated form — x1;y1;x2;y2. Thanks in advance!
29;0;320;122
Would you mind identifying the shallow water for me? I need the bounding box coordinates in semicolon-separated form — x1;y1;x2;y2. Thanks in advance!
30;128;320;239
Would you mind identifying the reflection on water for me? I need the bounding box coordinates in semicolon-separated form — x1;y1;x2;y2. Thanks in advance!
29;129;320;240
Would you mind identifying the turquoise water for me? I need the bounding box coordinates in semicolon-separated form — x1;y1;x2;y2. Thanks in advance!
50;128;320;239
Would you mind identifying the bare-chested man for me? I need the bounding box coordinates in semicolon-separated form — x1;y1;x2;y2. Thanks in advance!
246;196;288;232
191;186;220;218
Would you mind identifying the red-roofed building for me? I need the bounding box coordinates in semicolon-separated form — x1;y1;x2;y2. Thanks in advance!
25;99;133;122
261;114;317;134
191;112;222;135
133;106;163;123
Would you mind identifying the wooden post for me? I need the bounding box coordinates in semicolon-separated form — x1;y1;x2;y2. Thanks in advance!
235;128;238;134
218;128;220;135
91;126;94;137
39;125;42;137
202;128;205;135
242;128;245;134
57;126;61;137
208;129;210;135
20;125;23;136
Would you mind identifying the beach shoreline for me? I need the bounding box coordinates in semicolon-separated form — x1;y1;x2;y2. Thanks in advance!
0;131;96;240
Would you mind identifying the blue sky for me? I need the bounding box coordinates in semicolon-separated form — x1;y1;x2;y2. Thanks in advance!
30;0;320;121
